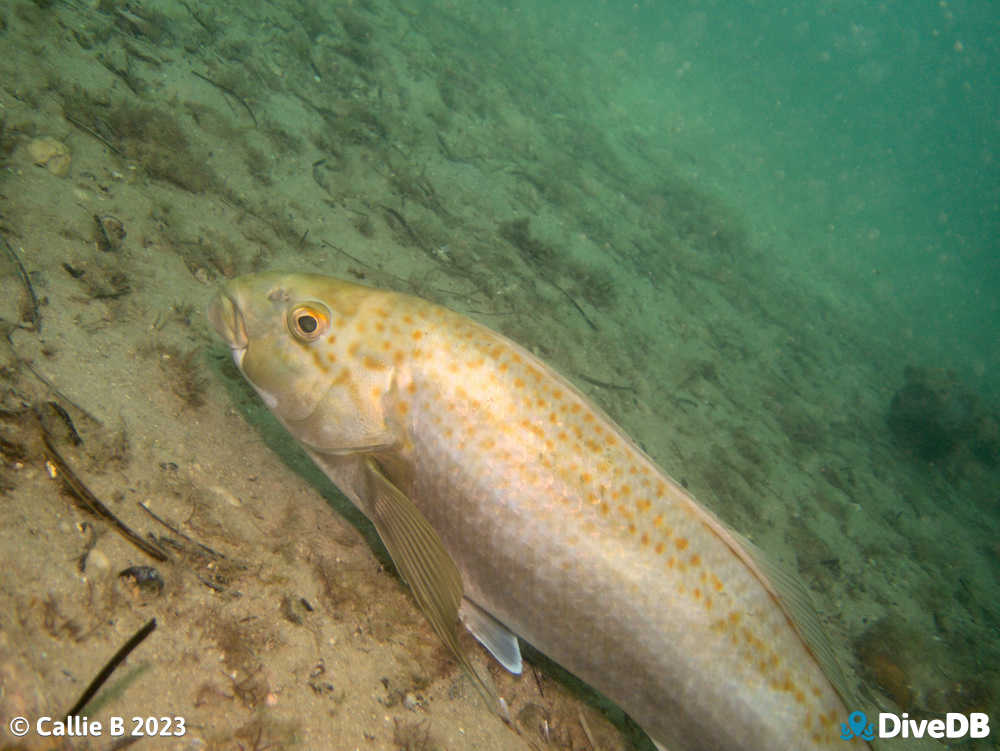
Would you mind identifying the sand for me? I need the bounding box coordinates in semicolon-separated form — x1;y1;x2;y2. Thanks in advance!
0;2;995;750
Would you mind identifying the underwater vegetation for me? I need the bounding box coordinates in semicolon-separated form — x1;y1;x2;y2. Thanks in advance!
498;217;616;312
887;365;998;466
0;116;20;169
499;217;554;265
61;92;219;193
855;617;997;718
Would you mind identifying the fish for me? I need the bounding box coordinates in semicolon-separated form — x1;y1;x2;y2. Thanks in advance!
208;271;870;751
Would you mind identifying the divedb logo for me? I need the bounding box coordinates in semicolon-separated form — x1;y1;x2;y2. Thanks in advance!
841;710;991;741
879;712;990;740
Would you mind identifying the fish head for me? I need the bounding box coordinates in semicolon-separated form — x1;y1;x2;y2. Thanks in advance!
208;272;397;453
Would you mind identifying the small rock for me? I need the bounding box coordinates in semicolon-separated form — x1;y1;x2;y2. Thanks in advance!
119;565;164;599
88;548;110;573
27;137;71;177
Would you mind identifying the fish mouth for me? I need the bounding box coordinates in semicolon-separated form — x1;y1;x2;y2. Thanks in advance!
207;290;249;366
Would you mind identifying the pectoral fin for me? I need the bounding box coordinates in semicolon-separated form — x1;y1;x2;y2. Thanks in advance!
362;457;501;712
459;598;523;675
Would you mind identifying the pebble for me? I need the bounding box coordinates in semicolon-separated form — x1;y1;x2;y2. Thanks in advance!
27;137;71;176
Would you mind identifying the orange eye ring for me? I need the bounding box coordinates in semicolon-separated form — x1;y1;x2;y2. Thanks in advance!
288;304;330;342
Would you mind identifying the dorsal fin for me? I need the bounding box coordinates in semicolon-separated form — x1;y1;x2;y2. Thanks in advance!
730;529;862;710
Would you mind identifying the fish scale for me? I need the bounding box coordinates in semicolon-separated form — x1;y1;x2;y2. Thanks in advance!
209;272;868;751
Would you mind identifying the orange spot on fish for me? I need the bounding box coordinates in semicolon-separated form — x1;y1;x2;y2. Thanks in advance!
310;350;328;373
675;537;689;551
690;553;701;566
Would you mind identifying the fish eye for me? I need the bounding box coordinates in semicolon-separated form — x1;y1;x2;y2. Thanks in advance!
288;304;329;342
